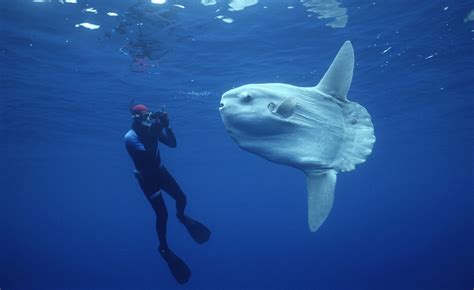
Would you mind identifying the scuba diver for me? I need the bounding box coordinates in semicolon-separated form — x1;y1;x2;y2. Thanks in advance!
124;102;211;284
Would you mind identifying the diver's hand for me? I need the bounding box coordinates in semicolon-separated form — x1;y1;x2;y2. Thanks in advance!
160;112;170;128
148;115;164;134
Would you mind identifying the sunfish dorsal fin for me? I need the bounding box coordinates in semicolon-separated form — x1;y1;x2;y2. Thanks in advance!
306;170;337;232
316;41;354;102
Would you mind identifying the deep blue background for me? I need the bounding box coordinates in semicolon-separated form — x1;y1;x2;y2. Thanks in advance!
1;0;473;289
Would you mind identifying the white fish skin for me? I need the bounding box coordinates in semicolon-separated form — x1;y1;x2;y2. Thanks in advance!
219;41;375;232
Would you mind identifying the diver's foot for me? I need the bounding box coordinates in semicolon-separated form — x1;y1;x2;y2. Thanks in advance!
158;247;191;284
179;215;211;245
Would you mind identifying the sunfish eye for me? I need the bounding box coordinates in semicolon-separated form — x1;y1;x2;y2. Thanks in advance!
240;92;252;102
268;102;276;112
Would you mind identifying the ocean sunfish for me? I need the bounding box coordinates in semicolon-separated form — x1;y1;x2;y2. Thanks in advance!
219;41;376;232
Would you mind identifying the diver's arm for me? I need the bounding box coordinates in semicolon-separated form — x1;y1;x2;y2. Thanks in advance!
159;128;177;148
157;111;176;148
125;132;149;169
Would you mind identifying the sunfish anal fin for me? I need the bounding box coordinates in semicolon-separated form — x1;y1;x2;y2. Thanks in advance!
306;170;337;232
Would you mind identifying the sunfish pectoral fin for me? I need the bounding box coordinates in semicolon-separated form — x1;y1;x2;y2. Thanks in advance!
316;41;354;102
275;97;296;118
306;170;337;232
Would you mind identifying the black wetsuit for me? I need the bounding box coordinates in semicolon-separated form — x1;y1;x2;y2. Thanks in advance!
125;122;186;250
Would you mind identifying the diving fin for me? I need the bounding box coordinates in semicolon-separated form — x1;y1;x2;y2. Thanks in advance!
181;216;211;244
159;248;191;284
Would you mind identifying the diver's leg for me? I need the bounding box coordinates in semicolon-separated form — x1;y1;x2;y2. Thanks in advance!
159;166;211;244
159;166;187;220
137;176;170;250
149;191;191;284
148;192;169;250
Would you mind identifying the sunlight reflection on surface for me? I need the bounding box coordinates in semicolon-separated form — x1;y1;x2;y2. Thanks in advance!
30;0;348;29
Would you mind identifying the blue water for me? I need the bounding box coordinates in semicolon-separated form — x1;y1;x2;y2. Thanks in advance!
1;0;473;289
